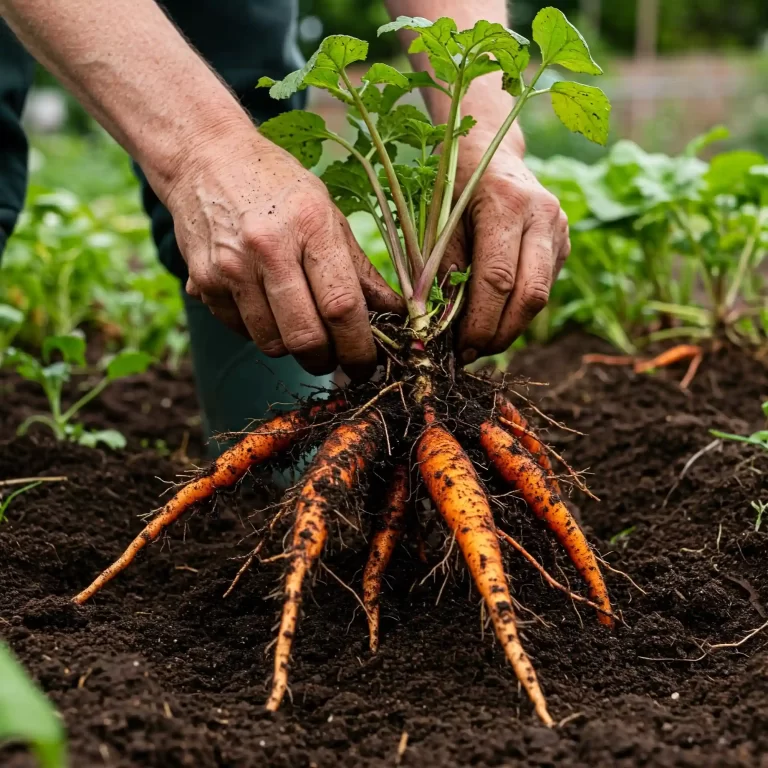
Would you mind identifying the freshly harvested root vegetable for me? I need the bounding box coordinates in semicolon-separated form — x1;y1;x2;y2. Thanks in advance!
495;395;561;493
362;463;409;652
266;413;383;711
417;416;554;727
72;399;343;605
479;420;613;627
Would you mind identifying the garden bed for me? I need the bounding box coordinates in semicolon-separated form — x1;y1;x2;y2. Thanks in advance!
2;333;768;768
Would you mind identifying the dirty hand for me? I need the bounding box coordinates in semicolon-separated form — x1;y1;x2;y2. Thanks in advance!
167;127;404;380
446;133;571;364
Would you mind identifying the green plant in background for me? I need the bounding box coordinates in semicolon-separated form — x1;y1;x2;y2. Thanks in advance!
0;642;67;768
711;401;768;451
258;8;609;342
528;127;768;352
0;481;42;523
3;334;152;449
0;303;24;365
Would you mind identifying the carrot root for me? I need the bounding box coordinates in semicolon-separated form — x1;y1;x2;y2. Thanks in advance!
362;464;409;653
418;418;553;727
266;413;383;712
632;344;702;374
72;399;343;605
479;420;613;628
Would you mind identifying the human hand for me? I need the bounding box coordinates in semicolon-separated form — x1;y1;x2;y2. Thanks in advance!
445;136;570;364
165;125;404;380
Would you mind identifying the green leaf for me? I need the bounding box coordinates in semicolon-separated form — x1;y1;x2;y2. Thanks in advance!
379;17;459;84
533;7;602;75
322;160;373;216
683;126;729;157
77;428;127;450
705;151;766;197
762;401;768;419
3;348;43;382
42;334;86;366
362;63;409;89
257;35;367;101
377;104;432;146
454;20;529;50
105;350;153;380
0;642;67;768
454;21;530;86
449;268;470;285
259;111;330;169
550;82;610;146
0;481;42;523
0;303;24;328
377;71;449;114
429;283;445;304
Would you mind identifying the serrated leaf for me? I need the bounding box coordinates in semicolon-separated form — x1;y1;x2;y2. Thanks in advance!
377;104;432;146
378;16;435;36
455;21;530;85
454;20;529;51
323;160;373;216
380;17;459;84
502;71;523;97
362;63;409;89
42;334;86;366
106;350;153;380
550;82;610;146
429;283;445;303
259;111;330;169
454;115;477;138
257;35;367;102
533;7;602;75
378;71;448;114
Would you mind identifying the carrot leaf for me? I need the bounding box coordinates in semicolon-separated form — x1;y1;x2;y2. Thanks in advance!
550;82;611;146
533;7;602;75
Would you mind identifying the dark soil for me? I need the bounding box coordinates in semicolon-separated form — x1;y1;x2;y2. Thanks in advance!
2;336;768;768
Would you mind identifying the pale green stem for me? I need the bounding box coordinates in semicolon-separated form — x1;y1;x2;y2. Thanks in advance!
371;326;402;350
437;106;462;236
414;66;546;305
429;277;468;341
61;377;109;423
340;70;423;280
17;414;63;440
726;208;767;310
422;70;465;263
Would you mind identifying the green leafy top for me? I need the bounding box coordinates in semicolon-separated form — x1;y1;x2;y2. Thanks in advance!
533;7;602;74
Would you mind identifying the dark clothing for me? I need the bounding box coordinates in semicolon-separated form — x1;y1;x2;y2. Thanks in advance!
0;2;328;451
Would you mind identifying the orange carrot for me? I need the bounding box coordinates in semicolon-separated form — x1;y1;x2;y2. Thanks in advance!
362;463;409;652
479;420;613;628
496;395;561;492
266;413;383;711
633;344;702;374
417;417;553;726
73;399;344;605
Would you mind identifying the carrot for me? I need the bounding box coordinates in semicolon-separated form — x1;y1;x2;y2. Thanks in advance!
362;463;409;652
417;416;553;726
72;399;344;605
495;395;561;493
479;420;613;628
632;344;702;374
266;413;383;711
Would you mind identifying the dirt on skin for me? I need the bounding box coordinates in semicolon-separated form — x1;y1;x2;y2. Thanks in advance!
2;336;768;768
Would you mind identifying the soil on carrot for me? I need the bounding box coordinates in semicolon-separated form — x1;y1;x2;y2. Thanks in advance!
2;335;768;768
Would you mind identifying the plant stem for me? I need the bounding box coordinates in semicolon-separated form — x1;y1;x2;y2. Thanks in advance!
332;134;414;302
414;66;546;305
61;377;109;424
422;71;465;261
17;414;63;440
726;208;767;311
437;107;462;236
341;71;423;279
430;277;468;340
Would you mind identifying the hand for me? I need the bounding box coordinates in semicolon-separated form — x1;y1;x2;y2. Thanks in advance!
165;124;404;380
445;137;570;363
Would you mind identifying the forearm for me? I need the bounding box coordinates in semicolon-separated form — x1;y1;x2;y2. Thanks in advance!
0;0;256;201
384;0;525;157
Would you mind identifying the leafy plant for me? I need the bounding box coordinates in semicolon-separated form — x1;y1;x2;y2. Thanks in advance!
0;642;67;768
0;303;24;364
3;333;152;449
257;8;610;345
751;500;767;533
529;128;768;352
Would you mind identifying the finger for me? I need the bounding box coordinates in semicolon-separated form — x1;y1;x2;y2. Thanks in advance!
457;206;524;363
231;282;287;357
341;218;406;316
305;223;377;381
553;211;570;281
485;217;557;355
201;291;250;338
260;256;334;376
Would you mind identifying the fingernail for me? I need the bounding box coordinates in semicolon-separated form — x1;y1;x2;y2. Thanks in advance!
461;348;477;364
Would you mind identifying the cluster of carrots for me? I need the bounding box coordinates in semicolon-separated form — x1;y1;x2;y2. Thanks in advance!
72;387;613;726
